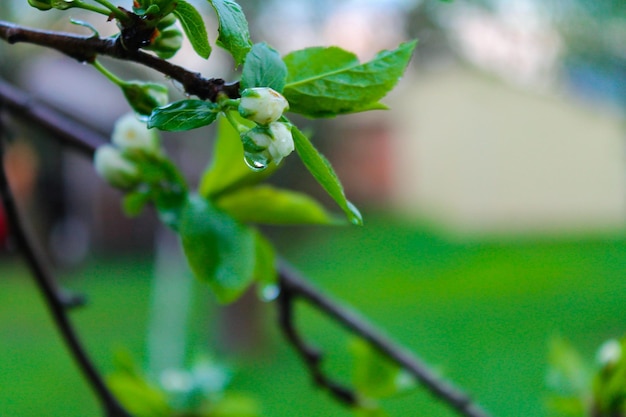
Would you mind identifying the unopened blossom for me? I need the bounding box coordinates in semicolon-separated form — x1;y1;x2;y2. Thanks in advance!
93;145;139;189
241;122;294;170
111;113;161;155
238;87;289;125
597;339;622;367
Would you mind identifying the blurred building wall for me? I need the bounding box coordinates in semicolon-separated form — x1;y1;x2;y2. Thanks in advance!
391;67;626;236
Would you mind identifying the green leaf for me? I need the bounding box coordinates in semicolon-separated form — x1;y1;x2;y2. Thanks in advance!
207;0;252;66
283;41;417;118
351;338;410;400
123;189;151;216
253;230;276;288
173;0;212;59
148;100;218;131
120;151;188;229
591;338;626;416
121;82;169;117
108;374;171;417
547;336;591;397
107;351;171;417
210;392;261;417
241;43;288;92
199;115;274;198
179;195;255;303
216;185;340;225
291;126;362;225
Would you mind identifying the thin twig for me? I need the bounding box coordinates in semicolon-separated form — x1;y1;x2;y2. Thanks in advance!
0;80;493;417
278;262;493;417
0;100;131;417
0;20;239;101
277;281;358;405
0;80;106;157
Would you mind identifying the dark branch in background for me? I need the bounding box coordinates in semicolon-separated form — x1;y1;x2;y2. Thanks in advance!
0;20;240;101
277;276;358;406
0;81;105;157
0;97;131;417
0;79;493;417
278;263;492;417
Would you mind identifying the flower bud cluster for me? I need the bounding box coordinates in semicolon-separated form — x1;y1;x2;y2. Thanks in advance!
237;88;294;170
241;122;294;170
145;14;183;59
28;0;74;11
94;113;160;189
121;81;169;118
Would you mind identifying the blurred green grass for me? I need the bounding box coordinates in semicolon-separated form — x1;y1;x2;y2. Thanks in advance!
1;216;626;417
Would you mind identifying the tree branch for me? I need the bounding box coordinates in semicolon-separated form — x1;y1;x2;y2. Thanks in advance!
278;262;492;417
0;101;131;417
0;79;494;417
277;277;358;406
0;80;106;157
0;20;239;101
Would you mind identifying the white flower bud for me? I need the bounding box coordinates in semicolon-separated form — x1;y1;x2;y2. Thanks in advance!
111;113;160;155
267;121;294;163
241;122;294;171
238;87;289;125
94;145;139;189
597;339;622;367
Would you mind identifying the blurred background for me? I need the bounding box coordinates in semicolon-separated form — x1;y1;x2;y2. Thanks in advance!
1;0;626;416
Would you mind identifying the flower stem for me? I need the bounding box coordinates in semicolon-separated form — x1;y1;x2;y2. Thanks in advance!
219;98;240;110
72;1;112;16
92;60;124;87
90;0;129;22
223;110;248;134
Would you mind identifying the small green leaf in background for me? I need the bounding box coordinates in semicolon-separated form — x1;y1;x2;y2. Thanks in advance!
241;43;288;92
208;392;261;417
291;126;362;225
350;338;413;400
148;100;219;131
216;185;340;225
253;230;277;299
179;195;256;303
283;41;417;118
124;154;188;229
592;338;626;416
545;336;591;417
123;189;151;216
173;0;212;59
121;82;169;117
199;115;273;198
207;0;252;65
547;336;591;397
107;350;171;417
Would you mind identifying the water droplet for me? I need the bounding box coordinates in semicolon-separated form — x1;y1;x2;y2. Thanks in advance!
135;113;150;123
347;201;363;225
168;78;185;95
243;152;270;172
260;284;280;302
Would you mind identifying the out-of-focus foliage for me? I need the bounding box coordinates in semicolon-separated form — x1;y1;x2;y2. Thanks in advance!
547;336;626;417
108;350;261;417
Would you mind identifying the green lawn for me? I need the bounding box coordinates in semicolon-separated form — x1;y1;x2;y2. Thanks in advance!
1;216;626;417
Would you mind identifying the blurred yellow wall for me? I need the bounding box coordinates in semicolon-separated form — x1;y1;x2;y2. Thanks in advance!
391;67;626;236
